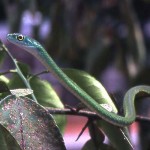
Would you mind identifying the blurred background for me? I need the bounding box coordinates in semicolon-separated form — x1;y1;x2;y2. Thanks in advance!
0;0;150;149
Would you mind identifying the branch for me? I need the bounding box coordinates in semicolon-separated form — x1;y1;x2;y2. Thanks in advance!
46;107;100;119
136;115;150;123
46;107;150;123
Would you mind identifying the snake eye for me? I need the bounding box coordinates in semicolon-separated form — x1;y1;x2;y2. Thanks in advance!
17;35;24;41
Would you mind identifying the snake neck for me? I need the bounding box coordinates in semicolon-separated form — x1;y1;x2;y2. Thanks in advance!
35;47;104;110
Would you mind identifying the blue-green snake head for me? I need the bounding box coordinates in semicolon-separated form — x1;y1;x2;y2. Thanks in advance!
7;33;42;55
7;33;34;47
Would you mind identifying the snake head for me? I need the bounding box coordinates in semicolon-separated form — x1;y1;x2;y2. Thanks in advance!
7;33;43;56
7;33;35;47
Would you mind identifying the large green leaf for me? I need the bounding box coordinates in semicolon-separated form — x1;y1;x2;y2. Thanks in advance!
63;68;133;150
30;76;66;132
0;95;66;150
63;68;117;113
0;124;22;150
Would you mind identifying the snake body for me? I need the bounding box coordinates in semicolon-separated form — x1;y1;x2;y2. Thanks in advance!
7;33;150;127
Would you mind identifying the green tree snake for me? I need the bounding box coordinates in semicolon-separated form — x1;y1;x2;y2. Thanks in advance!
7;33;150;127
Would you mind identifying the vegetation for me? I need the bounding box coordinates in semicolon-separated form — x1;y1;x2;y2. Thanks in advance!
0;0;150;149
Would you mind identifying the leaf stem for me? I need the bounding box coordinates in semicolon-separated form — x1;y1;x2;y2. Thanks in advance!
0;41;38;102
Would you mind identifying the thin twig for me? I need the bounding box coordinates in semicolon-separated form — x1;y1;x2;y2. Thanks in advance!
0;41;38;102
136;115;150;123
0;70;17;75
28;70;49;80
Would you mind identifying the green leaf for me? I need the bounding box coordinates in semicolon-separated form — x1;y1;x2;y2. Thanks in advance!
0;77;9;93
0;50;6;66
98;122;133;150
0;75;9;84
16;62;30;77
8;73;26;89
30;76;64;108
0;95;66;150
30;76;66;132
63;68;117;112
0;124;22;150
0;76;10;98
8;62;66;132
62;68;133;149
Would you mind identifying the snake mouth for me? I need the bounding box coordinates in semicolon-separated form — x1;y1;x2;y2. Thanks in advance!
7;33;14;41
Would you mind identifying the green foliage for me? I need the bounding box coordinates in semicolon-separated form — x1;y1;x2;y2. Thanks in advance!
30;76;64;108
0;76;9;98
0;125;22;150
7;62;66;133
63;68;133;149
0;95;66;150
0;0;150;148
63;68;118;112
0;76;9;84
0;45;133;149
29;76;66;132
